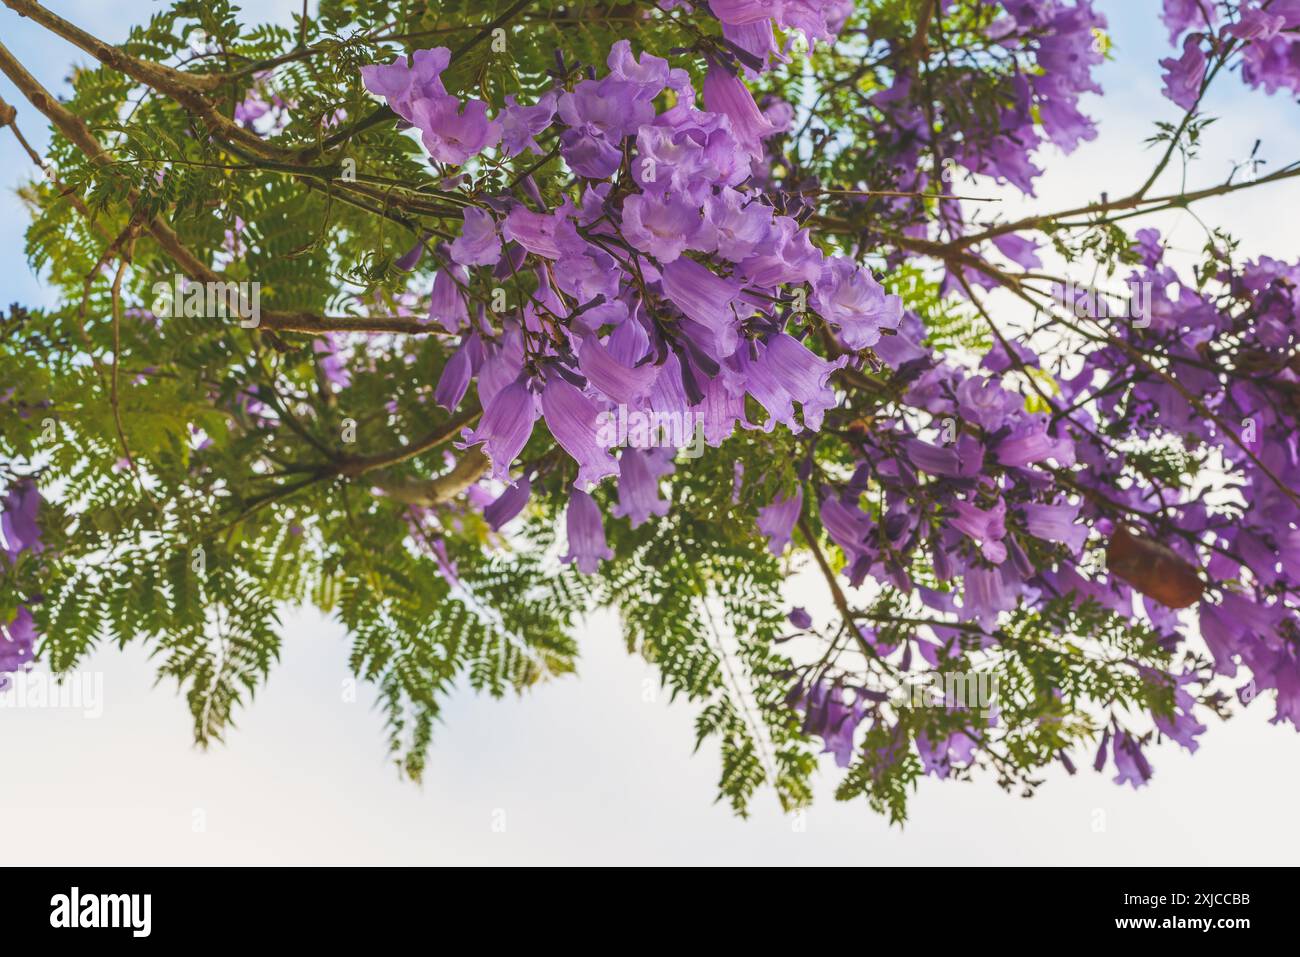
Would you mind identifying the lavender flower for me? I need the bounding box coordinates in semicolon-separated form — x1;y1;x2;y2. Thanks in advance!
469;380;538;482
756;487;802;555
450;208;502;267
813;257;903;350
484;475;532;532
1160;34;1208;110
0;606;36;686
702;61;776;158
611;448;675;528
621;192;703;263
561;487;614;574
2;479;44;560
410;95;501;166
539;378;619;490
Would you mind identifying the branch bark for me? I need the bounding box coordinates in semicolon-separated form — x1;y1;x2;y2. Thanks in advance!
333;406;481;479
0;41;439;338
370;447;491;506
2;0;297;161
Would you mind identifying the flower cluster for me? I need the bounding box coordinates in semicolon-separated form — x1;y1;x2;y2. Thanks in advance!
361;27;905;575
1059;235;1300;732
1160;0;1300;109
870;0;1107;206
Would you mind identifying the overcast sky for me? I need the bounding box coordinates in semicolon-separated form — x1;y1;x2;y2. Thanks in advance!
3;1;1299;865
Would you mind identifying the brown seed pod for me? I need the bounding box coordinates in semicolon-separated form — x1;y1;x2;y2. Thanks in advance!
1106;526;1205;609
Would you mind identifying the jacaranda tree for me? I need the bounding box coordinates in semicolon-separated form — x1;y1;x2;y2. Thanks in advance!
2;0;1298;819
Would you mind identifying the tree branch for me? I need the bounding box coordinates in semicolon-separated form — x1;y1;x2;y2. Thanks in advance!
370;447;490;506
333;406;480;479
2;0;298;161
798;512;879;661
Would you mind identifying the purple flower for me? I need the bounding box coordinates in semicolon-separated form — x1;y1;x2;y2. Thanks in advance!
724;21;786;75
702;62;776;159
634;125;705;199
558;76;653;142
729;333;844;433
957;376;1021;431
708;0;770;28
905;439;962;477
1132;228;1165;268
1150;671;1207;752
428;265;469;332
605;39;674;93
477;325;524;408
981;338;1039;373
646;109;751;201
788;607;813;629
961;564;1019;629
699;187;772;261
812;257;903;349
756;486;802;555
503;205;565;260
996;421;1075;469
450;208;502;267
435;336;476;411
661;256;742;357
560;126;624;180
561;487;614;574
711;0;850;46
611;448;675;528
781;0;854;45
395;234;427;271
917;730;979;779
360;48;451;123
740;215;824;286
1021;501;1089;555
991;233;1043;270
1161;0;1215;43
875;316;931;369
1226;8;1287;42
1111;731;1153;789
950;497;1008;565
1160;35;1207;111
791;679;866;767
410;95;501;166
0;606;37;681
484;475;531;531
1093;727;1110;771
235;91;272;127
313;335;351;391
1199;591;1288;677
499;91;557;157
469;380;538;482
557;76;654;178
578;335;660;405
698;373;751;445
621;192;703;263
553;225;622;305
2;479;44;560
762;96;795;132
820;492;876;576
540;377;619;490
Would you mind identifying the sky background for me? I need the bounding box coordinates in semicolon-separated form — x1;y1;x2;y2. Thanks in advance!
3;1;1299;865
